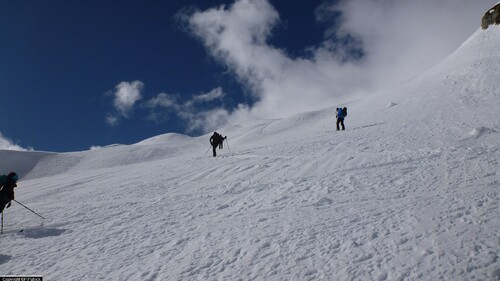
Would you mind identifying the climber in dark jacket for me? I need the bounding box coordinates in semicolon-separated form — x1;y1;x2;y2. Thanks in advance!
336;107;347;131
209;132;227;157
0;172;18;213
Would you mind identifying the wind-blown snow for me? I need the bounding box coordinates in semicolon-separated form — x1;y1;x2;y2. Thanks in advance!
0;27;498;280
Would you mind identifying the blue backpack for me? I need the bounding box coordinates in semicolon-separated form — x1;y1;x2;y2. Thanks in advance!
337;107;347;118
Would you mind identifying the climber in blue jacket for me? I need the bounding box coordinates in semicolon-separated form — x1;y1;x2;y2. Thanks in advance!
336;107;347;131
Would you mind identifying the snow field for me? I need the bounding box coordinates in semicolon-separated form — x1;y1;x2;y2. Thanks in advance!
1;125;497;280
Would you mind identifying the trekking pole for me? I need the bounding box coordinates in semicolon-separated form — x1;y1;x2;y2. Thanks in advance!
1;211;3;235
204;145;211;157
13;200;45;220
225;139;231;154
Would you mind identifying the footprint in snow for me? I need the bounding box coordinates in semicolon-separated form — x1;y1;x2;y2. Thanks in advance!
313;197;333;207
19;227;68;239
0;254;11;265
216;204;229;210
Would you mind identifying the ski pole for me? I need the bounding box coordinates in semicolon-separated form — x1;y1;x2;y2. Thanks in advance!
1;211;3;235
225;138;231;153
13;200;45;220
204;145;211;156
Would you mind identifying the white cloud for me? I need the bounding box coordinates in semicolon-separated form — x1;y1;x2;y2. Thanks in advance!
180;108;230;133
184;0;495;127
185;0;366;121
191;87;225;103
146;92;178;109
0;132;32;151
185;87;225;108
319;0;496;90
106;82;228;132
106;80;144;126
113;81;144;116
105;115;120;126
146;87;228;133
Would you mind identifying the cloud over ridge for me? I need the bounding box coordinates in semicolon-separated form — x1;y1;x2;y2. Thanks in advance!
183;0;494;129
105;0;495;135
0;132;31;151
186;0;359;120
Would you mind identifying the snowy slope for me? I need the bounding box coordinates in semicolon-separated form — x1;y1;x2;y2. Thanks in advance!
0;27;498;280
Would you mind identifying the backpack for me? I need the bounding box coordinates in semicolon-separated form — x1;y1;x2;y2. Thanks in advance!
0;175;10;202
342;107;347;117
0;175;7;185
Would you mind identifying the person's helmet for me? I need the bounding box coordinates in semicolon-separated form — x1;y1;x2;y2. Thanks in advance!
7;172;18;181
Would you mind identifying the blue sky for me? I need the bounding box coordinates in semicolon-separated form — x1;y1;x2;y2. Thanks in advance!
0;0;493;152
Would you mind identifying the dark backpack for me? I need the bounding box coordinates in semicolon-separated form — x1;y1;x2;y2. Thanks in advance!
342;107;347;117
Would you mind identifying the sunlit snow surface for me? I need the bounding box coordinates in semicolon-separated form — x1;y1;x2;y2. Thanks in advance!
0;27;499;280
